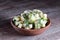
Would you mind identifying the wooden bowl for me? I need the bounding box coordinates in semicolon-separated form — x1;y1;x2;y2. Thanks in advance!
11;18;51;36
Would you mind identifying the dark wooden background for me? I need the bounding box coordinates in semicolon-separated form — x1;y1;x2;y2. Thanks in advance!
0;0;60;25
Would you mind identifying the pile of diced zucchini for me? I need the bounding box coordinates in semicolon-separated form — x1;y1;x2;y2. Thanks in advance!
13;9;48;29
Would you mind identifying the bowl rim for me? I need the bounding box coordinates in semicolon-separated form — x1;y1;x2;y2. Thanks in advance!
11;18;51;31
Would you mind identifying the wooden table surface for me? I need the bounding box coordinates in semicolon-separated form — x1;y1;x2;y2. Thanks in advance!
0;0;60;40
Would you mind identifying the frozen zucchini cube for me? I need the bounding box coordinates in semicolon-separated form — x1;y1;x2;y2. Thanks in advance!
18;24;22;28
34;21;41;29
23;24;26;27
25;27;30;29
35;14;40;20
13;16;20;21
24;10;32;13
15;21;20;26
41;19;47;24
20;16;25;21
29;24;33;28
39;13;44;18
42;24;45;27
40;19;47;27
33;9;41;12
43;14;47;19
29;15;36;23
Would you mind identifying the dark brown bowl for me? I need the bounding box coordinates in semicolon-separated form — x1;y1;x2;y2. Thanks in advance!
11;18;51;36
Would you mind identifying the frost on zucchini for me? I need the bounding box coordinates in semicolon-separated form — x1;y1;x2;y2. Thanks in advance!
13;9;48;29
